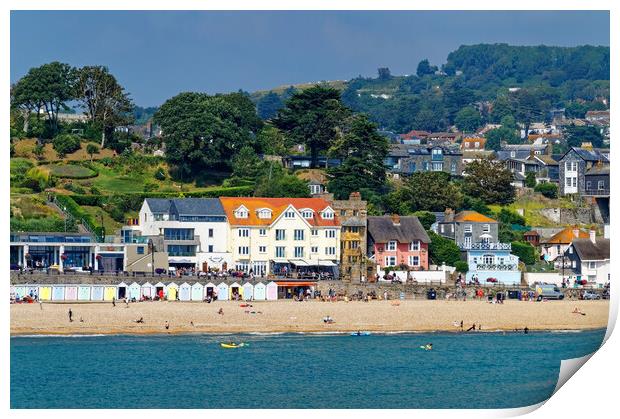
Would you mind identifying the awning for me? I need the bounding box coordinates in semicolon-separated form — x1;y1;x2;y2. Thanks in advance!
169;258;194;264
276;281;317;287
288;259;309;266
307;260;337;267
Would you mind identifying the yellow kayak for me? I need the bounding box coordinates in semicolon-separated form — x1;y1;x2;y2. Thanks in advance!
220;342;245;349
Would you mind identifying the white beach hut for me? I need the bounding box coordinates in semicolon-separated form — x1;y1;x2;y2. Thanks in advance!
10;286;16;299
204;282;217;300
117;282;128;299
65;286;78;300
141;282;154;299
179;282;192;301
191;282;204;301
242;282;254;300
266;281;278;301
229;282;243;300
91;286;104;301
154;282;166;300
52;285;65;301
253;282;266;301
13;286;25;300
166;282;179;300
216;282;229;301
78;285;91;301
128;282;141;300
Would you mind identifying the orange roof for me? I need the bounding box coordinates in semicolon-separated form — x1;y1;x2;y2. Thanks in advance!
544;226;589;244
219;197;339;227
454;211;497;223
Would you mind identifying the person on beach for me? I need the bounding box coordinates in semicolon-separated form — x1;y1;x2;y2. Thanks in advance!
135;317;144;323
572;307;586;316
460;320;464;331
39;300;43;310
125;298;129;308
478;324;481;331
466;323;476;332
80;317;84;323
68;308;73;322
218;308;224;315
165;321;170;330
524;327;529;334
112;297;116;307
190;321;195;327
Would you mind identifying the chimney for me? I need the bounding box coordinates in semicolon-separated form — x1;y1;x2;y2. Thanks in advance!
349;192;361;201
581;142;593;150
572;226;580;238
391;214;401;226
444;208;455;222
589;229;596;244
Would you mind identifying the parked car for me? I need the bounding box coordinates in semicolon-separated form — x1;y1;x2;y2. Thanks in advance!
582;290;601;300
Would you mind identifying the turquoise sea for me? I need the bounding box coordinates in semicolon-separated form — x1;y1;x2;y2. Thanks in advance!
11;329;605;409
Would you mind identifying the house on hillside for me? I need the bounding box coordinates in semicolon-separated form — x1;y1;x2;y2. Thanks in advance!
505;153;559;185
496;144;550;162
540;226;590;262
564;232;610;286
385;144;463;177
461;137;486;151
465;243;521;286
558;147;610;196
435;210;498;249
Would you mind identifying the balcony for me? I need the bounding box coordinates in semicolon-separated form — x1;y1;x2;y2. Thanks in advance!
583;188;610;197
460;242;512;251
475;263;518;271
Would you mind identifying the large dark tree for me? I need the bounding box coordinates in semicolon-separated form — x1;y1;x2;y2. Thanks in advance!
273;85;350;168
462;159;516;205
564;125;605;148
257;91;284;120
401;171;463;212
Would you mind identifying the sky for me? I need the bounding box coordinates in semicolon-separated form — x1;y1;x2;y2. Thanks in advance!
10;10;610;107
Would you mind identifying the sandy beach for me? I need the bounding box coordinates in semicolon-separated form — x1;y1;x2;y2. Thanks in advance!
10;299;610;335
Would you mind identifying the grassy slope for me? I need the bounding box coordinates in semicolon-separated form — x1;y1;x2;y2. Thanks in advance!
13;138;115;161
488;192;577;227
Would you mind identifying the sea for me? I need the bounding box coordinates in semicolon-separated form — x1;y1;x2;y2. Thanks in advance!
11;328;605;409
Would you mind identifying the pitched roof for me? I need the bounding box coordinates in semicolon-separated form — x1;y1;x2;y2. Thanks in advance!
561;147;610;163
585;165;610;176
367;216;430;243
571;238;610;261
171;198;224;216
453;211;497;223
219;197;339;227
543;227;589;244
145;198;172;214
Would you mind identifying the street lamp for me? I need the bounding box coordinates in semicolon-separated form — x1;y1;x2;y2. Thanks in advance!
148;239;155;277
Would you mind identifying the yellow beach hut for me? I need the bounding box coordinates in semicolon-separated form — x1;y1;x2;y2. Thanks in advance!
104;286;117;301
39;286;52;301
229;282;243;300
166;283;178;300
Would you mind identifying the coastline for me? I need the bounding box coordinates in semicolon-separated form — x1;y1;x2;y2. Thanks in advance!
11;300;610;336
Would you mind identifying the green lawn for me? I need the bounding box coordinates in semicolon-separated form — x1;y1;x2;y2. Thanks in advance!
43;164;97;179
489;193;577;227
80;205;122;234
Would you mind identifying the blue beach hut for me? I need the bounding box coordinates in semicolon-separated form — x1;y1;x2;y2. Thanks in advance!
253;282;266;300
216;282;229;301
52;285;65;301
179;282;191;301
128;282;141;300
14;286;26;300
78;285;91;301
242;282;254;300
91;286;104;301
191;282;204;301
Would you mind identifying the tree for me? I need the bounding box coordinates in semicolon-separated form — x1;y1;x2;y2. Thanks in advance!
428;231;461;266
534;182;558;199
455;107;482;133
52;134;81;158
413;211;436;230
377;67;392;80
11;62;76;136
511;241;536;265
232;146;265;180
401;172;462;212
257;125;288;156
75;66;134;148
414;108;444;132
273;85;350;168
454;261;469;273
485;126;520;151
257;91;284;120
254;163;310;198
462;159;515;205
217;91;264;135
154;92;257;179
525;171;536;188
416;59;436;77
564;125;604;148
327;115;389;199
86;143;99;162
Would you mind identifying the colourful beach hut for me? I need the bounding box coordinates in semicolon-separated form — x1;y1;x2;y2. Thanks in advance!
191;282;204;301
179;282;191;301
154;282;166;300
78;285;91;301
104;286;117;301
65;286;78;300
229;282;243;300
128;282;141;300
141;282;154;299
10;286;16;299
91;286;104;301
266;281;278;301
52;285;65;301
39;286;52;301
116;282;128;299
253;282;266;301
204;282;217;300
216;282;229;301
242;282;254;300
166;282;179;300
14;286;25;300
25;285;39;299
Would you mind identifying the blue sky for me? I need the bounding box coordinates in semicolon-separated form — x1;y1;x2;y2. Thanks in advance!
11;10;609;107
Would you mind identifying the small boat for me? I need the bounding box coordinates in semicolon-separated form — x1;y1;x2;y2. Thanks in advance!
220;342;245;349
350;331;371;336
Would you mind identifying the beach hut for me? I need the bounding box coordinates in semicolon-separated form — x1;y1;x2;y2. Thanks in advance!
65;286;78;300
191;282;204;301
253;282;266;301
242;282;254;300
166;282;179;300
10;286;16;300
91;286;104;301
39;286;52;301
78;285;91;301
128;282;141;300
52;285;65;301
179;282;192;301
154;282;166;300
104;286;117;301
216;282;229;301
229;282;243;300
266;281;278;301
117;282;128;299
204;282;217;300
141;282;154;299
14;286;25;300
25;285;39;299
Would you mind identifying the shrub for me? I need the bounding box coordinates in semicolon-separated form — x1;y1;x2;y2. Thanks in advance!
413;211;436;230
86;143;100;160
154;167;167;181
534;182;558;199
524;172;536;188
10;216;77;233
72;194;106;206
55;194;104;239
511;241;536;266
24;167;50;192
63;182;87;194
454;261;469;273
428;231;461;266
52;134;81;157
100;157;114;167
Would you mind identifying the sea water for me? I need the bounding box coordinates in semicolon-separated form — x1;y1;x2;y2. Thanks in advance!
11;329;605;409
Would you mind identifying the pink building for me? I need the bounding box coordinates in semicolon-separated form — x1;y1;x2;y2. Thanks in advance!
367;214;430;270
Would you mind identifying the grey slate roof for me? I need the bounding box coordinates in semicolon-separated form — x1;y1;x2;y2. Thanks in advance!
145;198;172;214
572;238;610;261
563;147;610;163
388;143;462;157
367;216;431;243
585;165;610;176
341;217;366;227
170;198;225;216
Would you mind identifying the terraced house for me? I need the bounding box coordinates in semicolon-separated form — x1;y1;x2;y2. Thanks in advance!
219;197;341;277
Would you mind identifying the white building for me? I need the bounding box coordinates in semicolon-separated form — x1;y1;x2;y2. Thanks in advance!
564;232;610;286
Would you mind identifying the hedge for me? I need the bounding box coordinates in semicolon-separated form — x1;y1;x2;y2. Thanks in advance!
55;194;104;240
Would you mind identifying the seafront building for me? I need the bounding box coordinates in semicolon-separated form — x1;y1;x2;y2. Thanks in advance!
564;232;610;286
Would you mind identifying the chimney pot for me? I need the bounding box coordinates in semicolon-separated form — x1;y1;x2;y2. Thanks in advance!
572;227;580;238
589;229;596;244
391;214;401;225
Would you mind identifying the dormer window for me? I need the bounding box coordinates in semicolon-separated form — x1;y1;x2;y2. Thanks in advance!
301;209;314;219
234;206;249;219
321;208;334;219
256;208;272;219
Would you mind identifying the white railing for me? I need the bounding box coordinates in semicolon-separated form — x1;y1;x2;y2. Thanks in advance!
461;242;512;251
475;263;518;271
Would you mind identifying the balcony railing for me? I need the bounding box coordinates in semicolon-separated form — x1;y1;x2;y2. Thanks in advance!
460;242;512;250
475;263;518;271
583;188;610;196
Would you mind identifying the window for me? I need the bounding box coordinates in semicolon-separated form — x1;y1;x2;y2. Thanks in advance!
482;224;490;233
464;224;472;233
385;256;396;266
137;246;144;255
309;184;322;195
275;229;286;241
510;151;516;158
409;241;420;251
408;255;420;266
565;161;578;172
387;241;397;251
238;228;249;237
238;246;249;255
275;247;285;258
451;162;456;173
326;229;337;238
321;209;334;219
294;229;305;241
164;228;194;241
259;246;267;253
586;181;592;189
566;177;572;187
349;226;359;233
474;142;480;148
431;162;443;171
167;245;196;256
235;207;249;218
349;241;359;249
353;210;359;216
259;228;267;236
252;261;267;276
311;246;318;254
325;247;336;256
598;181;605;190
440;225;445;233
483;254;494;265
301;210;313;219
340;210;347;216
208;228;214;238
588;261;596;269
257;209;272;219
284;210;295;219
294;247;304;258
311;229;318;237
235;261;249;273
208;245;214;253
569;246;573;254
